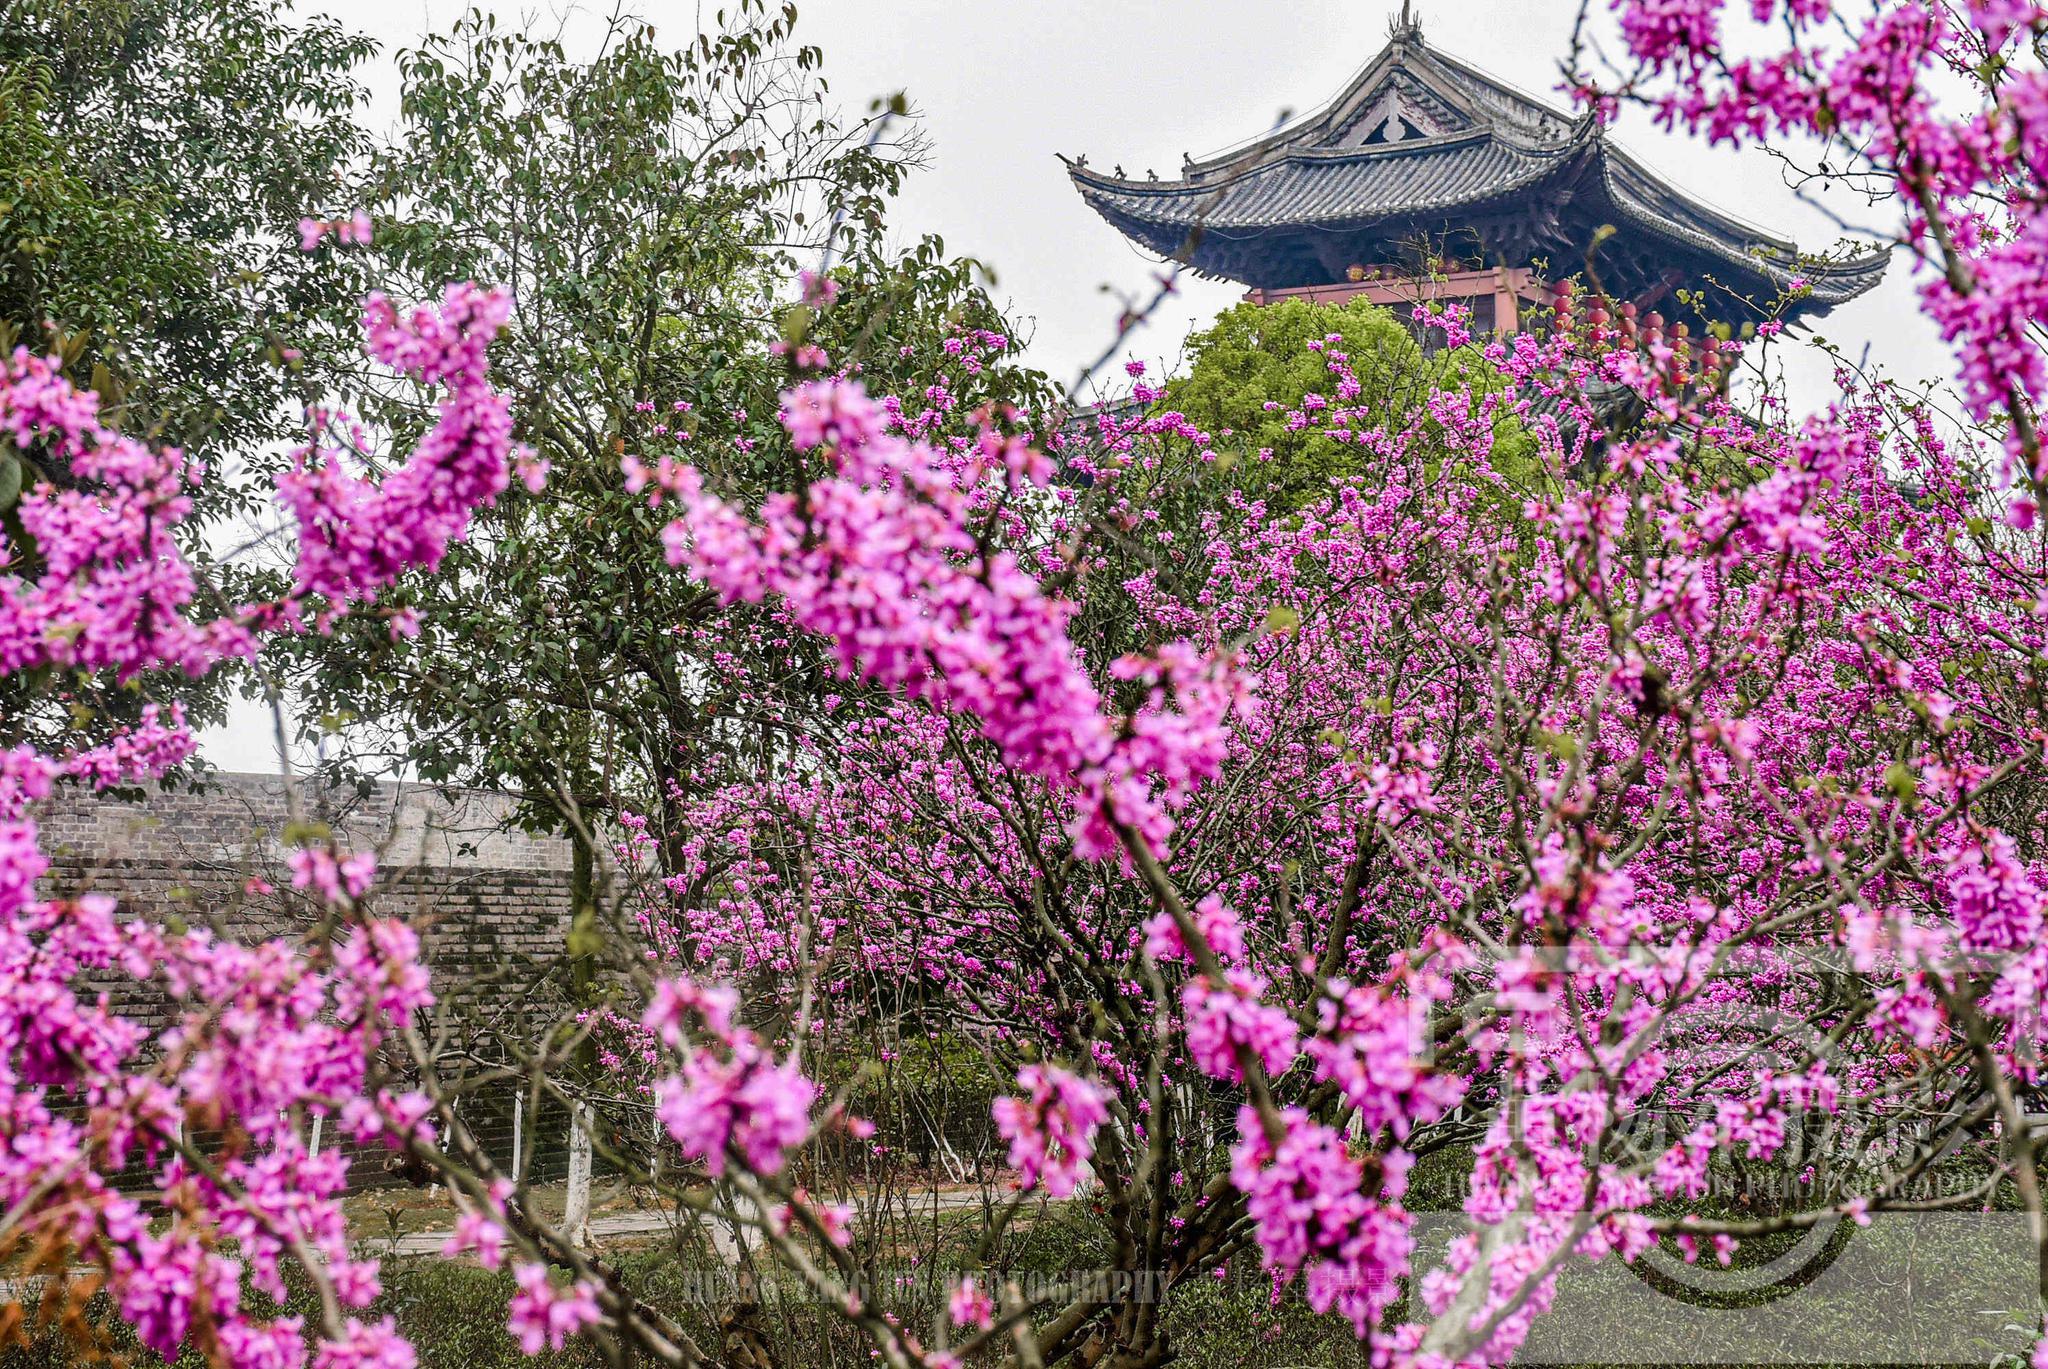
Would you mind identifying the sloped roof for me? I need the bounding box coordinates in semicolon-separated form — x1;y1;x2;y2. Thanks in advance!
1067;21;1889;321
1079;132;1570;232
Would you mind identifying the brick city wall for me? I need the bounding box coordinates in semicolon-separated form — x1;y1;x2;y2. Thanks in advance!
33;772;587;1187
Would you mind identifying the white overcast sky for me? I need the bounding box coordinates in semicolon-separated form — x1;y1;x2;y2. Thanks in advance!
199;0;1951;771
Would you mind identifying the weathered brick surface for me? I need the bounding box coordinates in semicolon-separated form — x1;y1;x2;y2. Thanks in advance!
34;771;572;875
33;773;586;1188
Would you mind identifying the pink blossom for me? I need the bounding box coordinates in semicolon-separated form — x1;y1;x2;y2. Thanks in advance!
654;1051;815;1176
992;1065;1108;1197
507;1263;602;1356
1230;1107;1412;1336
288;847;377;904
442;1208;508;1270
314;1319;415;1369
949;1276;995;1331
1183;971;1299;1083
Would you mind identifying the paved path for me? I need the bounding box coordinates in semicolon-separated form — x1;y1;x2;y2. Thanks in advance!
372;1184;1006;1260
3;1183;1057;1303
375;1206;681;1257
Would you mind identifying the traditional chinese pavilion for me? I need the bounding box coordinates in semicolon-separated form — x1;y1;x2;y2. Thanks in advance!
1065;12;1888;331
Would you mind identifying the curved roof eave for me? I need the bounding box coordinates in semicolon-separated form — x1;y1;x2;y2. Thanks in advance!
1070;140;1889;311
1592;143;1891;306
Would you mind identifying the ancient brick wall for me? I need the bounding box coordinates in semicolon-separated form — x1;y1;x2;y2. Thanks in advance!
33;772;587;1188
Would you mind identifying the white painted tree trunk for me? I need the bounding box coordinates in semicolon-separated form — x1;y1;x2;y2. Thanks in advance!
708;1189;764;1261
563;1101;593;1247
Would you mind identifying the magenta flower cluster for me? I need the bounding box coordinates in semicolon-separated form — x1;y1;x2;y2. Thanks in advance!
661;377;1249;860
642;975;817;1176
275;284;526;625
0;270;523;1367
991;1064;1110;1198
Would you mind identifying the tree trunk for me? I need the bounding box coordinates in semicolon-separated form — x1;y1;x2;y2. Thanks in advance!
563;1100;593;1247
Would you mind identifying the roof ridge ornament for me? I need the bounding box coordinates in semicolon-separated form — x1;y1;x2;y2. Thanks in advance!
1390;1;1422;42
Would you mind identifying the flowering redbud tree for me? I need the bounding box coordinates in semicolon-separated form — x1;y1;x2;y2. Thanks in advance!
15;3;2048;1369
619;2;2048;1362
0;275;532;1368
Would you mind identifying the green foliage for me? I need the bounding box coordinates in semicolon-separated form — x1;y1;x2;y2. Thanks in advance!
0;64;205;436
0;0;374;756
1167;296;1538;512
273;6;861;853
0;0;374;471
359;5;860;473
273;6;1048;898
813;234;1053;421
1158;1271;1371;1369
832;1024;1004;1166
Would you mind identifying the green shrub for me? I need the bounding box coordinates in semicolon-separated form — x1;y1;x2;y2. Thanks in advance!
1166;297;1539;515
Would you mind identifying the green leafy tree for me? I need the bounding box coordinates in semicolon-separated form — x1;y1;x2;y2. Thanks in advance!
0;65;203;498
0;0;374;474
0;0;374;754
1062;297;1546;670
273;7;1049;961
1167;295;1538;512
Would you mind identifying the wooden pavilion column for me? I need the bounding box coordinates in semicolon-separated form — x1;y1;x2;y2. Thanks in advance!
1492;265;1521;335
